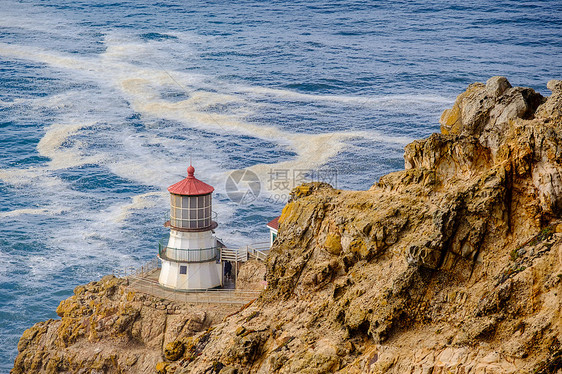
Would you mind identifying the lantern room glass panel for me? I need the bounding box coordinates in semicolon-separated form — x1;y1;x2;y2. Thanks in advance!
170;193;213;229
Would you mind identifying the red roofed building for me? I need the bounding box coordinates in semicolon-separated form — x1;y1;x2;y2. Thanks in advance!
267;216;280;247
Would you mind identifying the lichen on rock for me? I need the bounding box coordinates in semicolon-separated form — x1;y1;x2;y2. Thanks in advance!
12;276;238;373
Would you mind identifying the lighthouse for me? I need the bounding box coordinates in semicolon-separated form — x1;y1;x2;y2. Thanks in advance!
158;165;222;290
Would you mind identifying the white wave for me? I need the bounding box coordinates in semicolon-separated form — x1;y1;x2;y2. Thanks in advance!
237;85;453;106
0;97;29;107
0;36;417;207
112;192;164;224
0;168;39;186
37;122;105;170
30;92;79;111
0;120;104;186
359;130;414;145
104;130;219;188
0;3;70;35
27;254;65;278
0;208;63;218
0;167;70;191
0;43;97;74
0;35;417;190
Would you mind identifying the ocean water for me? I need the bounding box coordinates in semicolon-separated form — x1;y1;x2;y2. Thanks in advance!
1;0;561;370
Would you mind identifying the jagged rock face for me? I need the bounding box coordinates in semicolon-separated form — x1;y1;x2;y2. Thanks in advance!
12;275;237;373
439;76;562;217
12;79;562;374
439;76;545;154
236;259;267;291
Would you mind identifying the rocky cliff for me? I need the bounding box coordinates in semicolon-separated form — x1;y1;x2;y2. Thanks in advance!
11;275;240;373
13;78;562;374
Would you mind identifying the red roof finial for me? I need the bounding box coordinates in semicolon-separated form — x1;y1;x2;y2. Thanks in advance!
187;165;195;178
168;163;214;196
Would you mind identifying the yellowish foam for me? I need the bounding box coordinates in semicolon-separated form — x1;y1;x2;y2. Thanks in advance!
0;208;63;218
0;36;413;198
238;85;451;106
37;122;104;170
0;121;104;185
112;192;164;224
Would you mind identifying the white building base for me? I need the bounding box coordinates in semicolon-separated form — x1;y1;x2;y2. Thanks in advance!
159;259;222;290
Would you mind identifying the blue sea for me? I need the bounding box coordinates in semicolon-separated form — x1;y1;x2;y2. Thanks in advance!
1;0;561;370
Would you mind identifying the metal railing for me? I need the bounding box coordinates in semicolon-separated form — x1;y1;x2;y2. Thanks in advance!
251;249;269;261
157;234;271;265
127;276;261;305
247;242;270;261
221;247;248;262
218;242;271;263
158;236;219;262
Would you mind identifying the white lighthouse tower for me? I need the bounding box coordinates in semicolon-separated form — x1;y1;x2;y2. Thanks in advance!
158;165;222;290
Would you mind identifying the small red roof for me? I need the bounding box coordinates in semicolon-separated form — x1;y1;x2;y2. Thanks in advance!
267;216;280;231
168;165;214;196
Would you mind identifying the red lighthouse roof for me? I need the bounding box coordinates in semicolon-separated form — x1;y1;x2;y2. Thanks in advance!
168;165;214;196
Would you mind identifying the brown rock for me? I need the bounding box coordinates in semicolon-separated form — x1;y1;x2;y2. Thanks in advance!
13;78;562;374
547;79;562;93
486;75;512;97
324;233;342;255
12;275;238;373
164;340;185;361
155;361;169;374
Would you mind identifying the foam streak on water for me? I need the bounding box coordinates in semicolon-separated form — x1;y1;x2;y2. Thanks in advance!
0;0;561;370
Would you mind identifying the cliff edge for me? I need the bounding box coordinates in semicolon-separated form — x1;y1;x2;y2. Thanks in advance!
13;78;562;374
